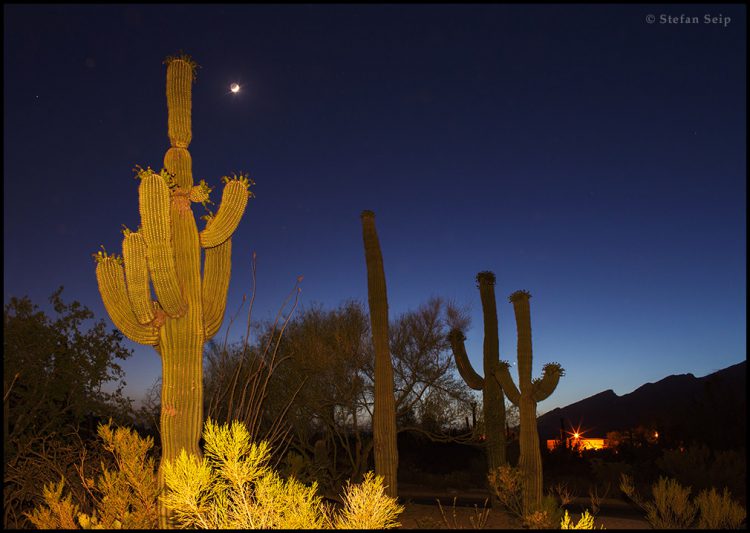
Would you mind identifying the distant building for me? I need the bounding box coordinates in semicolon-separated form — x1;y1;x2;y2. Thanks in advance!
546;435;609;452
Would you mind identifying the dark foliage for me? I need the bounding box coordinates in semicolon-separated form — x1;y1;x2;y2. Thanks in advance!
3;288;136;529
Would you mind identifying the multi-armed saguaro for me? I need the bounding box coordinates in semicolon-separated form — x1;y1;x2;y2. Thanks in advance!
360;210;398;499
493;290;564;515
448;271;507;473
93;54;251;528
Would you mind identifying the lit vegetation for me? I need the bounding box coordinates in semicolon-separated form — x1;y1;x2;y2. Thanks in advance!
561;509;602;529
160;419;404;529
694;487;746;529
25;421;159;529
620;473;746;529
488;464;603;529
25;419;404;530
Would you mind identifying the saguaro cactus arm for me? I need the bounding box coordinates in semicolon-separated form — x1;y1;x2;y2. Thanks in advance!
138;169;186;317
94;251;160;345
121;228;155;325
199;175;252;248
448;330;484;391
202;239;232;340
532;362;565;403
494;361;521;405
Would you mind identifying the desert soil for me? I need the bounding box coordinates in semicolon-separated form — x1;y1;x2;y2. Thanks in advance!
396;484;651;529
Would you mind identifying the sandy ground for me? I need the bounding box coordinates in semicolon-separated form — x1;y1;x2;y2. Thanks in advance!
397;503;651;529
396;485;651;529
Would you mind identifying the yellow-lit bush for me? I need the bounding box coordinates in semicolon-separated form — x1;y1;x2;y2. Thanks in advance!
561;509;603;529
694;487;746;529
160;419;404;529
25;421;159;529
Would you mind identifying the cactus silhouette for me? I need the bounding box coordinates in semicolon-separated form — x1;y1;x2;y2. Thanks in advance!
448;271;507;474
93;54;251;528
493;290;564;515
360;210;398;498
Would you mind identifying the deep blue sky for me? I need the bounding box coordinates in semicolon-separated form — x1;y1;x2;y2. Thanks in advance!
4;4;746;415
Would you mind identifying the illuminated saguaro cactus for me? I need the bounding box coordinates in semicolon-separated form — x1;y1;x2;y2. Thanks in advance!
93;54;252;528
493;290;564;516
360;210;398;499
448;271;507;473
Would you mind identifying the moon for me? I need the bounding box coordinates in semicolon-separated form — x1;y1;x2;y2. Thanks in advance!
230;83;240;93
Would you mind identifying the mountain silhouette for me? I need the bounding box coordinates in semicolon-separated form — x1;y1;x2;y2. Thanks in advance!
536;360;746;447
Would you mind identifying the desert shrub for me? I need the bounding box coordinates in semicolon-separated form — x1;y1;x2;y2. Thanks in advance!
620;474;696;528
5;432;88;529
588;458;632;496
437;497;490;529
521;494;564;529
560;509;603;529
331;472;404;529
488;464;524;519
161;419;403;529
25;421;159;529
489;465;585;528
694;487;746;529
656;444;746;503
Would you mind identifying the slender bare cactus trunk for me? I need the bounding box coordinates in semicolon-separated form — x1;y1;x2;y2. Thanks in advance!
360;210;398;498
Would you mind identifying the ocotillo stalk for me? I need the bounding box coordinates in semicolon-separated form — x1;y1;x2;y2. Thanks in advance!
93;54;251;528
493;290;564;515
448;271;507;474
360;210;398;498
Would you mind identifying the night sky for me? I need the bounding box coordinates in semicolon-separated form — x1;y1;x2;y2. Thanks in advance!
4;5;746;415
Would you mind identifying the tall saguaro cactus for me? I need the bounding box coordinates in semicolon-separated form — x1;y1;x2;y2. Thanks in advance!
360;210;398;499
448;271;507;473
93;55;251;528
493;290;564;515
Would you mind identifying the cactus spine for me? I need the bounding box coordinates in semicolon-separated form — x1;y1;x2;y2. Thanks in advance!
360;210;398;498
93;55;251;528
493;290;564;515
448;271;507;473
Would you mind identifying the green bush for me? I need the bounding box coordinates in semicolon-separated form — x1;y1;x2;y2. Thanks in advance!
161;419;404;529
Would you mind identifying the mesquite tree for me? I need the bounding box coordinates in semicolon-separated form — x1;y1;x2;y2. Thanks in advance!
93;54;251;528
448;271;507;473
493;290;564;515
360;210;398;498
